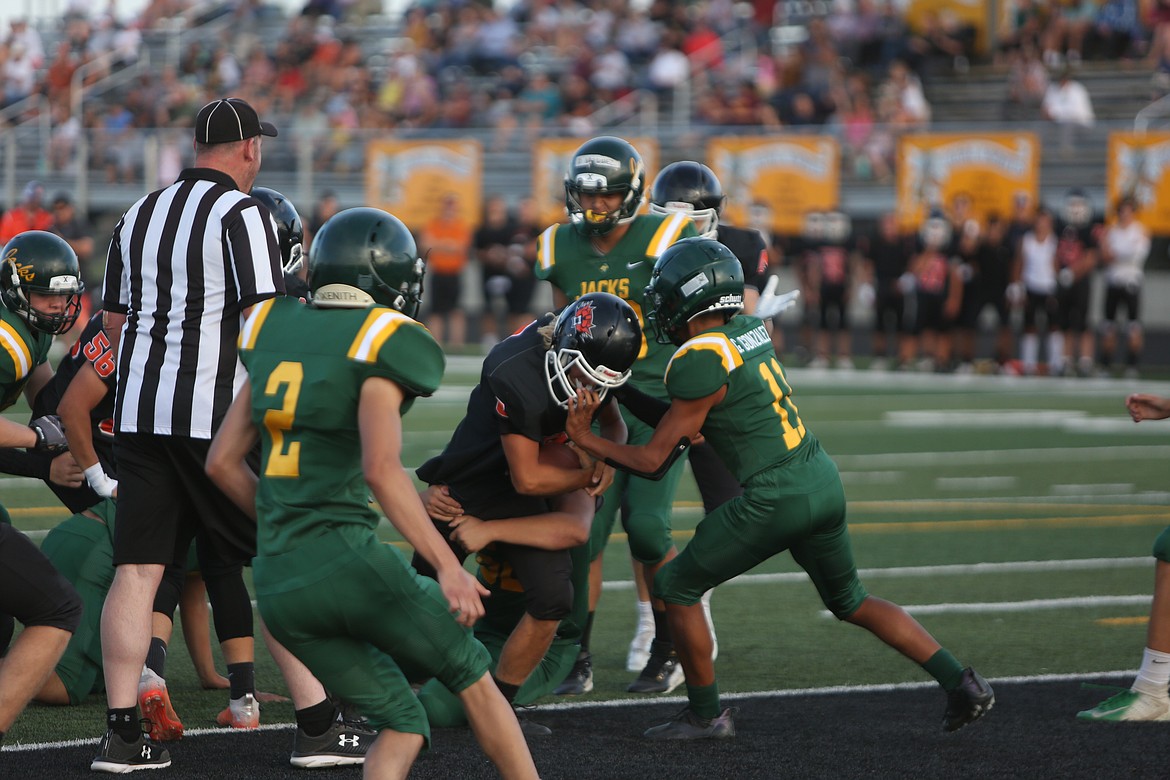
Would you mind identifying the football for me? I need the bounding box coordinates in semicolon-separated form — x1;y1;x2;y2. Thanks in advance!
540;440;584;470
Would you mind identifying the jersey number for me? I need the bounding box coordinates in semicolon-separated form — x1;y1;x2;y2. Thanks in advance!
263;361;303;478
758;358;806;450
82;331;117;378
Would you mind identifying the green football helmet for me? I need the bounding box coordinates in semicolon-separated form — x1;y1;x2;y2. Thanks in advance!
307;207;424;316
0;230;85;335
564;136;646;237
645;237;744;346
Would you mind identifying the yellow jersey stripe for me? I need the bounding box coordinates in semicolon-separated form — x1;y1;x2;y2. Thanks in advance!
666;333;743;380
537;225;557;272
648;212;691;258
238;298;275;352
349;309;408;363
0;320;32;380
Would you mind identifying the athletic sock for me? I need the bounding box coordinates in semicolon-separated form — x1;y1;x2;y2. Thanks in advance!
652;607;672;648
636;599;653;630
493;675;520;704
687;681;721;721
107;707;139;741
295;698;336;738
921;648;965;691
1133;647;1170;697
581;611;595;655
227;662;255;700
145;637;168;678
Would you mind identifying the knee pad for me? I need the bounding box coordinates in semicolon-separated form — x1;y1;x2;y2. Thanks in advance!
524;579;573;622
1153;527;1170;564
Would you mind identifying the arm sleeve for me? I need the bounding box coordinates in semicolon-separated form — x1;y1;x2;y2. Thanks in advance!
0;447;52;480
612;383;671;427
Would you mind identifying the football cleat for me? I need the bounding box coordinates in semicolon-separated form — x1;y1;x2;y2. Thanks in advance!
290;711;376;768
216;693;260;730
138;667;183;742
1077;689;1170;722
514;705;552;737
644;707;736;740
553;650;593;695
626;616;654;672
91;725;172;773
944;667;995;732
628;640;684;694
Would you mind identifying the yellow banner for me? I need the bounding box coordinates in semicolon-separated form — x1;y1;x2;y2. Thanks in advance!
532;137;659;228
1107;132;1170;231
905;0;989;54
365;139;482;230
706;136;839;236
896;132;1038;229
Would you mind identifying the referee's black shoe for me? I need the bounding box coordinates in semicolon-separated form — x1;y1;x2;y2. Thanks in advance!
91;726;172;773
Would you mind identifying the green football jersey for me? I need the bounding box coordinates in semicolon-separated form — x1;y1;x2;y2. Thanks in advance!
665;314;813;483
535;213;696;398
239;296;444;555
0;304;51;411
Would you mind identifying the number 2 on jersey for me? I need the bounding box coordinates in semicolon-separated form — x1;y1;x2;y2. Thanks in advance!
758;358;805;450
263;361;303;477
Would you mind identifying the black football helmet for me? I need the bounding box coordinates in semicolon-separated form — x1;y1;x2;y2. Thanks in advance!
648;161;725;238
545;292;642;408
564;136;646;237
1;230;84;335
251;186;304;274
307;207;425;316
645;237;744;346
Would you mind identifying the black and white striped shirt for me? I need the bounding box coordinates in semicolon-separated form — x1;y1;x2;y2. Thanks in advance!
102;168;284;439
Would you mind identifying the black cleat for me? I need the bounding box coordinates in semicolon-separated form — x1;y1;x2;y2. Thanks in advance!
644;707;736;740
944;667;994;732
628;640;684;694
553;650;593;696
514;706;552;737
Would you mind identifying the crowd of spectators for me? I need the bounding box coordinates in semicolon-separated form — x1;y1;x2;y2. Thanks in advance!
1;0;1167;188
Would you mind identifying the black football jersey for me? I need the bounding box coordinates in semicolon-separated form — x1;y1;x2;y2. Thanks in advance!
417;314;571;492
716;224;770;291
34;312;116;436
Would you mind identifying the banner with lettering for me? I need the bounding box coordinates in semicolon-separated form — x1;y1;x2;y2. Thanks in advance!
706;136;839;236
365;139;482;229
896;132;1038;229
533;137;659;228
1107;132;1170;231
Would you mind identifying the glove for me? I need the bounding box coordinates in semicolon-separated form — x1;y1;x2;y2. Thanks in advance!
84;462;118;499
753;275;801;319
30;415;68;453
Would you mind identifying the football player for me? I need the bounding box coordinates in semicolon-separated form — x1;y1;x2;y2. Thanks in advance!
207;207;538;777
0;230;83;748
414;292;638;727
639;160;772;670
251;186;308;299
536;136;699;696
1054;188;1099;376
564;236;995;740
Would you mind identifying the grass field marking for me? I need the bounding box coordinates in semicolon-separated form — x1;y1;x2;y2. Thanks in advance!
833;444;1170;469
600;556;1150;592
818;594;1152;618
1097;616;1150;626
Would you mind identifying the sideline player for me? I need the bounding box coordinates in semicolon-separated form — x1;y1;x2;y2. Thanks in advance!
565;236;995;739
207;207;539;779
536;136;698;696
416;292;637;719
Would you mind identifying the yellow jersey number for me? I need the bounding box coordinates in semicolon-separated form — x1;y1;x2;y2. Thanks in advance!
758;358;806;450
263;361;303;477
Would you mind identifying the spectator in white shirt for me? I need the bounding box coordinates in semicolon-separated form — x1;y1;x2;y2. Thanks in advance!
1042;68;1095;126
1099;197;1150;376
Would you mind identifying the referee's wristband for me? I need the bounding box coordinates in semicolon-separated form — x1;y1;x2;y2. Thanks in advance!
84;463;118;499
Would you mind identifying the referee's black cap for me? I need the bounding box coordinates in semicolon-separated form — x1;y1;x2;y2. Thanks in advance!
195;98;278;144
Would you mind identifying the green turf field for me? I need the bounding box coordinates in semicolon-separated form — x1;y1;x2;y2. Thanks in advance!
4;363;1169;748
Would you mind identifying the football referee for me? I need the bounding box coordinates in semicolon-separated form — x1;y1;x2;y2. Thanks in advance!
93;98;337;772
